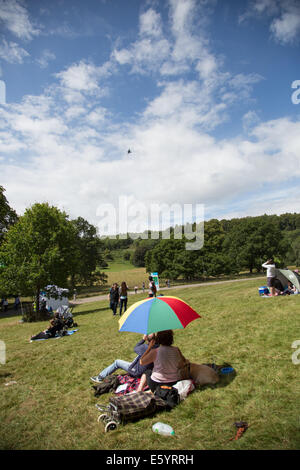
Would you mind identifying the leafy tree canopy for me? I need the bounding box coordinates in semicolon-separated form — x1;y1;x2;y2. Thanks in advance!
0;185;18;244
0;203;78;305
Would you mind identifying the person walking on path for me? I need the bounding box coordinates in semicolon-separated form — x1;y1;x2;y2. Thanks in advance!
119;281;128;316
262;258;276;297
109;283;120;316
148;276;157;297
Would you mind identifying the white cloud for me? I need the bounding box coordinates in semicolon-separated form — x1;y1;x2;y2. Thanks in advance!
55;61;101;92
0;39;29;63
240;0;300;44
0;0;298;231
1;73;300;230
36;49;56;69
270;5;300;44
243;110;261;131
55;60;112;98
139;8;163;37
112;0;208;76
0;0;40;40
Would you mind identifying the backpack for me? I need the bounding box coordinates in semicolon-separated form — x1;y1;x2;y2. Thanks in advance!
93;375;120;397
154;385;180;409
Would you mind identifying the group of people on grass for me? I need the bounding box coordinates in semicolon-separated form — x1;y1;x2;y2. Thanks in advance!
262;259;299;296
90;329;183;394
108;276;157;316
92;275;180;394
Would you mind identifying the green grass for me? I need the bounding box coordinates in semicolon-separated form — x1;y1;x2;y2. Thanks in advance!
0;279;300;450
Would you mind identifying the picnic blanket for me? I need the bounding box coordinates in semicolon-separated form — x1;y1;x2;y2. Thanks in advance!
30;329;78;342
115;374;149;395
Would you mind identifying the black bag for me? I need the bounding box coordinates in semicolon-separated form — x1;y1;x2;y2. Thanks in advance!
154;385;180;409
93;375;120;397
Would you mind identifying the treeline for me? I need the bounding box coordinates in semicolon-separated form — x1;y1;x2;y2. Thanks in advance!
1;184;300;303
102;213;300;280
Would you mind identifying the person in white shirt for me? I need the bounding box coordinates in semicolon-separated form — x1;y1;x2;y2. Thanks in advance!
262;258;276;296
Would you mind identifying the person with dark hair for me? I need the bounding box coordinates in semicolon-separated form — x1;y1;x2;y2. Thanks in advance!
148;276;157;298
262;258;276;297
140;329;182;393
283;281;299;295
119;281;128;316
30;312;64;341
109;283;120;316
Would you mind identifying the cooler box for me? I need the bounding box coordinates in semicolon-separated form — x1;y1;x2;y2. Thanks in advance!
259;286;269;295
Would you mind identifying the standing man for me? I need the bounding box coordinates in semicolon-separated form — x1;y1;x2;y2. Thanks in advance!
262;258;276;297
109;283;120;316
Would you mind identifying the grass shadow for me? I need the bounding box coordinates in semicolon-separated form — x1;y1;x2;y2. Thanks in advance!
198;363;237;391
0;309;22;320
0;372;12;379
73;307;109;317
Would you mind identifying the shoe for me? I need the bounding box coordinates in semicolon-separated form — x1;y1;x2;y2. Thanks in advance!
90;376;103;384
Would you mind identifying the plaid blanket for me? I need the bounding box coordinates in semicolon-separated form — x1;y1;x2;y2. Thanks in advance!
116;374;149;395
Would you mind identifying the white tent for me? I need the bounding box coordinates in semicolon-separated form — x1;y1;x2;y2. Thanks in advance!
40;285;69;311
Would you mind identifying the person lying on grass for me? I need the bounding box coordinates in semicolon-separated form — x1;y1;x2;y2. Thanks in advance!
30;312;65;341
90;334;158;391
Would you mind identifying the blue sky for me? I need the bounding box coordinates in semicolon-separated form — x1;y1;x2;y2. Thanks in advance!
0;0;300;234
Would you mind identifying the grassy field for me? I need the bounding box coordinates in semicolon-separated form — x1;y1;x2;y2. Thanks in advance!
0;279;300;450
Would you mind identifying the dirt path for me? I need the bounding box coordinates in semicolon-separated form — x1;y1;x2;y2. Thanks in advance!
72;276;264;305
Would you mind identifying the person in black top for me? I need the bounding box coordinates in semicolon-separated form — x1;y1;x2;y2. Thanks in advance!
30;312;64;341
109;283;120;316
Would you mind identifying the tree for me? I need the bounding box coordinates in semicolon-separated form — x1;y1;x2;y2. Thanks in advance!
283;229;300;266
224;215;287;273
0;203;78;312
145;239;186;278
70;217;107;286
131;239;158;267
0;185;18;245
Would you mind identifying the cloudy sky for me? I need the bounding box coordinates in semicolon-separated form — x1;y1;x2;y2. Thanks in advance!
0;0;300;234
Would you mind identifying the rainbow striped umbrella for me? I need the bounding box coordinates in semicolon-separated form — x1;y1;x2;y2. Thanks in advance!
118;296;201;334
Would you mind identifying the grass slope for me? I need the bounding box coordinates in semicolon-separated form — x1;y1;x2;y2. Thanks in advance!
0;279;300;450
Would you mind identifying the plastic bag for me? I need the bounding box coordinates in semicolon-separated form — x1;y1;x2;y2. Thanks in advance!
173;380;195;401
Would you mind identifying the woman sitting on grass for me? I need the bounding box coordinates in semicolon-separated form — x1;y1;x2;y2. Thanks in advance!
139;330;182;393
30;312;64;341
